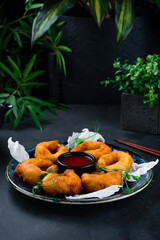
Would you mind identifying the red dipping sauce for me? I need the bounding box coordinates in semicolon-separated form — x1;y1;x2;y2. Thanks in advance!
61;155;93;167
57;152;96;175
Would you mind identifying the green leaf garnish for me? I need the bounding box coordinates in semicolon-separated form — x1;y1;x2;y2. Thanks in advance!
40;173;48;180
32;170;59;197
96;165;153;194
48;168;59;173
75;137;84;146
32;185;43;196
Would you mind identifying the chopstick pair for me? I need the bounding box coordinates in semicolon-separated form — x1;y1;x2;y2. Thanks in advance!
113;138;160;157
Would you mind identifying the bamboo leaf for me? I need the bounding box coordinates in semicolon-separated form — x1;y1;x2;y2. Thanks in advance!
24;96;53;107
27;105;42;130
4;88;15;94
0;62;19;83
115;0;135;45
27;3;44;10
7;56;22;79
4;108;13;118
89;0;109;26
13;31;22;47
0;93;10;98
21;82;47;87
13;104;25;128
56;51;62;70
58;45;72;52
23;70;44;82
25;100;50;121
32;0;76;44
48;106;58;116
9;95;18;118
54;30;63;44
0;32;12;51
59;51;66;76
18;20;32;31
56;20;65;28
23;54;37;78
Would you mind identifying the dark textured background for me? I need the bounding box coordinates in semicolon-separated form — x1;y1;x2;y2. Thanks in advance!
48;13;160;104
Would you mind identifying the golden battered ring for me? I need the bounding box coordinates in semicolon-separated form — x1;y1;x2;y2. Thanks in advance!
34;140;69;163
15;158;58;186
42;169;82;196
81;171;122;193
97;151;134;172
71;141;112;161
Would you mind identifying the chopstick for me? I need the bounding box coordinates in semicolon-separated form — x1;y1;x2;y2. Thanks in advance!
113;138;160;157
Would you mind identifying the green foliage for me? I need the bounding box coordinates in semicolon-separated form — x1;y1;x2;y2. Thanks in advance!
0;55;66;130
101;54;160;108
0;2;71;80
30;0;160;45
0;2;71;129
115;0;135;45
39;22;72;76
97;165;152;194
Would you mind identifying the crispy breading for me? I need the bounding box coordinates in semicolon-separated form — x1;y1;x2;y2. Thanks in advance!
15;158;56;185
72;141;112;161
97;151;134;172
81;171;122;193
35;140;69;163
42;169;82;196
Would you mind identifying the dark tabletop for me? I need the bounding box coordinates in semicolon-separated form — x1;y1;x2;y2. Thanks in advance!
0;104;160;240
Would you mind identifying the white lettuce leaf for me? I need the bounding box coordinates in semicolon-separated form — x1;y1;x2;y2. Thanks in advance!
66;128;105;149
8;137;29;163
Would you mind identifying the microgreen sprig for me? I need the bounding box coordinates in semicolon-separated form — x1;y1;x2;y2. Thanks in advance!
32;168;58;196
74;122;102;146
75;132;98;146
97;165;152;194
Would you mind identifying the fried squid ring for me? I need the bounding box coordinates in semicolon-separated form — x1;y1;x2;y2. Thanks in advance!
15;158;57;185
71;141;112;161
97;151;134;172
42;169;82;196
34;140;69;163
81;171;122;193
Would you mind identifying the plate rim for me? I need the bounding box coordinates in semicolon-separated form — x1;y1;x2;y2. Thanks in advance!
6;144;154;205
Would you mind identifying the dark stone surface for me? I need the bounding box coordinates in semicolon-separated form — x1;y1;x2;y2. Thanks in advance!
0;104;160;240
121;93;160;135
48;14;160;104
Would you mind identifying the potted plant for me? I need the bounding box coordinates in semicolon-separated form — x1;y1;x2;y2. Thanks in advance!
0;1;71;129
101;54;160;134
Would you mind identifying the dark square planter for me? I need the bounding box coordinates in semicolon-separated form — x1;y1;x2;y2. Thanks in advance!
121;93;160;135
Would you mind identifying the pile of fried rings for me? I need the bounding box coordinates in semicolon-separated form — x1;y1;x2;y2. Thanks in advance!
15;140;134;197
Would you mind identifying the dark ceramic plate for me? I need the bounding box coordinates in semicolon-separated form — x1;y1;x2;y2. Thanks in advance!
6;144;153;205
